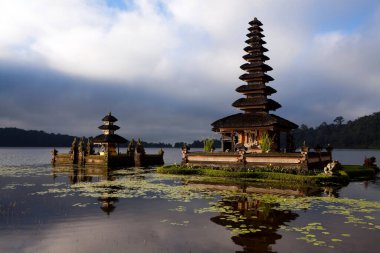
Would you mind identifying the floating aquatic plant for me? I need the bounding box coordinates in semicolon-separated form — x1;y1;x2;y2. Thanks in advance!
23;168;380;248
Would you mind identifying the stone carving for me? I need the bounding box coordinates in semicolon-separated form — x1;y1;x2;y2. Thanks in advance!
78;138;85;153
70;138;77;154
181;143;189;162
127;139;136;155
86;138;94;155
324;160;342;176
136;138;145;154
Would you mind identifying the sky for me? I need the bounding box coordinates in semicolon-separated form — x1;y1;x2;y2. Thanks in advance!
0;0;379;143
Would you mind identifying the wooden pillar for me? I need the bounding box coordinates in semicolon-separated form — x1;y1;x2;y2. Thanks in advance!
232;131;235;151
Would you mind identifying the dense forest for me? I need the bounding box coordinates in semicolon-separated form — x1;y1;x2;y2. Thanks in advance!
293;112;380;149
0;128;77;147
0;128;172;148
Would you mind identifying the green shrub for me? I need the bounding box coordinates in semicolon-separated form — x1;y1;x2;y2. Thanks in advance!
342;165;376;180
259;132;273;152
203;138;214;152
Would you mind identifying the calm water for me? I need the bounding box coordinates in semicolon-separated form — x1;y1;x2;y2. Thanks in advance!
0;148;379;253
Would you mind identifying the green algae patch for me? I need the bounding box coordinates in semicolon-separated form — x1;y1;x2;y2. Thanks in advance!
157;165;349;186
342;165;376;180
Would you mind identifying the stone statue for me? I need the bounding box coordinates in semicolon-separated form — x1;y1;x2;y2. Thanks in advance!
86;138;94;155
78;138;85;153
136;138;145;154
127;139;136;155
70;138;77;154
324;160;342;176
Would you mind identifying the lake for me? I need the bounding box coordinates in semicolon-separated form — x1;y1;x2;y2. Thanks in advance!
0;148;379;253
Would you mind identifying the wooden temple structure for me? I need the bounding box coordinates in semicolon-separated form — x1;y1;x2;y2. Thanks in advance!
212;17;298;153
52;113;164;168
182;18;332;170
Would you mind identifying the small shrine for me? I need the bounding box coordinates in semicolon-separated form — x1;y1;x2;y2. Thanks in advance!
182;18;332;170
212;17;298;153
52;113;164;168
93;113;127;155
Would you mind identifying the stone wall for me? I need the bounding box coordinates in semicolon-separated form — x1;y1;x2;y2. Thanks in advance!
183;151;332;171
52;149;164;168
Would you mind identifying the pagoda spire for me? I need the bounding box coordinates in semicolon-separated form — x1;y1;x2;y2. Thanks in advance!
233;17;281;114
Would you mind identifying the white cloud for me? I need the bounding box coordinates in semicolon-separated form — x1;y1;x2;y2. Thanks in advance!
1;0;380;137
0;0;179;82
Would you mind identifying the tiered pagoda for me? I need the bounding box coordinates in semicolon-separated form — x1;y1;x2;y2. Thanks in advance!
52;112;164;167
212;18;298;152
93;112;127;155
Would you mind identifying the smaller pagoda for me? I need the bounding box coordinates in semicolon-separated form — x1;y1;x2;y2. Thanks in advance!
93;112;127;155
51;113;164;167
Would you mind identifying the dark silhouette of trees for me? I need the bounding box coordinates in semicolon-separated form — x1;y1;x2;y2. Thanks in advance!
0;128;77;147
293;112;380;149
333;116;345;125
174;139;221;148
0;128;172;148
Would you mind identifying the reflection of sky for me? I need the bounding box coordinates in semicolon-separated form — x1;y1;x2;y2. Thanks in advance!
1;1;380;142
1;148;380;253
0;199;239;253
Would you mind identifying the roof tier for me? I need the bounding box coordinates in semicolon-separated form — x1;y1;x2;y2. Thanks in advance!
232;97;281;111
235;85;277;95
239;73;274;82
249;17;263;26
248;26;263;32
93;134;127;144
243;54;269;62
98;124;120;131
102;113;118;122
246;32;265;38
240;62;272;71
243;46;268;53
212;113;298;131
245;37;266;45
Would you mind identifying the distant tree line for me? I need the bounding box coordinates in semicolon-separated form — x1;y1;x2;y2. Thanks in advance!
135;141;172;148
174;139;221;148
293;112;380;149
0;128;172;148
0;128;76;147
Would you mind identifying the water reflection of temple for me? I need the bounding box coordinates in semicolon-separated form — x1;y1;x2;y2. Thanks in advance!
210;196;298;253
187;180;324;197
52;166;119;215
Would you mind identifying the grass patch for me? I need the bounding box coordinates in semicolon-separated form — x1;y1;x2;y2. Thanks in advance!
342;165;376;180
157;165;349;186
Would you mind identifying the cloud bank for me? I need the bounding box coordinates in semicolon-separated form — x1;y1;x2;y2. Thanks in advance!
0;0;379;142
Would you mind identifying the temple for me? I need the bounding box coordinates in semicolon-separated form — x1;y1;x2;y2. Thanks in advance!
212;18;298;152
182;18;332;170
93;113;127;155
52;113;164;167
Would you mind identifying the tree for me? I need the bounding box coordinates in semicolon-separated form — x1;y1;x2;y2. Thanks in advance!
334;116;345;126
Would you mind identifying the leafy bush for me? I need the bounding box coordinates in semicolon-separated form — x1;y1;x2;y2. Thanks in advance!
342;165;376;180
203;138;214;152
259;132;273;153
